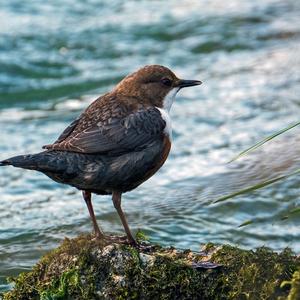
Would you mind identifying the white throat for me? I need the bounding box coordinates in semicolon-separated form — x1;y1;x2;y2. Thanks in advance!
155;87;179;139
163;87;179;112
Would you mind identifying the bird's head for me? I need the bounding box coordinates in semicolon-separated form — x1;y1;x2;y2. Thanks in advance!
114;65;202;111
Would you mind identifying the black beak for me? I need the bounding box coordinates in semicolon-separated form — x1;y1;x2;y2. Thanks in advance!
177;79;202;88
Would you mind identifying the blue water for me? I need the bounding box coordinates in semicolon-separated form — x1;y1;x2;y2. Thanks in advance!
1;0;300;292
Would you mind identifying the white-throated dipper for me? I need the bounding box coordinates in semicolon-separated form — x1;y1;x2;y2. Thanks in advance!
0;65;202;246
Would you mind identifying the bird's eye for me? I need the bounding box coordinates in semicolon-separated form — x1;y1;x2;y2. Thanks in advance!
161;77;172;87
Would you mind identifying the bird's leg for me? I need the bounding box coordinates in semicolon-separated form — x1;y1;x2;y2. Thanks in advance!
82;191;105;239
112;191;137;246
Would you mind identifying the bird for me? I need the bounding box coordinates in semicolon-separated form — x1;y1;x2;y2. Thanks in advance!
0;65;202;246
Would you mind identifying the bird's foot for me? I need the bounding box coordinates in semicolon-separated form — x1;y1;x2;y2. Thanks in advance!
105;234;128;244
90;232;106;242
91;231;137;245
100;234;154;251
91;233;156;252
94;234;129;245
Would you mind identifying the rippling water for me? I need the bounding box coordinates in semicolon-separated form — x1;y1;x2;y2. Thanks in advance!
1;0;300;292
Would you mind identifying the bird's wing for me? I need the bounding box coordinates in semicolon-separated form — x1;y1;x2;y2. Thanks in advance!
43;107;167;155
52;117;81;144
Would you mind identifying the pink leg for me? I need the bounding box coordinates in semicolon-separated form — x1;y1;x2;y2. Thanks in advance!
82;191;105;239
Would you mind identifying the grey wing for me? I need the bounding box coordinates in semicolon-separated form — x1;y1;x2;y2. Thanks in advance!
44;107;167;155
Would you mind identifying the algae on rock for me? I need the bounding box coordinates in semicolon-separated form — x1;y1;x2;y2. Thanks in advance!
2;234;300;300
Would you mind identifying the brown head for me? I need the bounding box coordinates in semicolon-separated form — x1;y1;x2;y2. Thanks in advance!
114;65;202;110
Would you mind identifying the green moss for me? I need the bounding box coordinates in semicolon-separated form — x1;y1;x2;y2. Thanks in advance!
210;246;299;299
281;268;300;300
39;269;80;300
3;235;105;300
135;230;149;243
3;236;300;300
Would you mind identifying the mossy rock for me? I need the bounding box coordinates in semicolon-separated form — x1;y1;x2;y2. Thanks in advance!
1;235;300;300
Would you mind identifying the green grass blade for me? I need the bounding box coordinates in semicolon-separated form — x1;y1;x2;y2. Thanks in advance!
238;206;300;228
238;219;254;228
289;206;300;215
229;121;300;163
214;168;300;203
281;206;300;220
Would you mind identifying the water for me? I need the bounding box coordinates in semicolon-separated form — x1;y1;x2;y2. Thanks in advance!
1;0;300;292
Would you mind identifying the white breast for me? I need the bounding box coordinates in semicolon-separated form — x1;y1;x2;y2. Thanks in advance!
156;107;172;138
156;87;180;140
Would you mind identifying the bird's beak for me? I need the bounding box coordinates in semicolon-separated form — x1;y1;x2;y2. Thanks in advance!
176;79;202;89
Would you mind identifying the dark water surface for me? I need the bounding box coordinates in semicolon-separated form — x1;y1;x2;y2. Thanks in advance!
1;0;300;292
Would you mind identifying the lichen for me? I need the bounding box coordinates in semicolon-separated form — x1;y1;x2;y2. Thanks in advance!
2;235;300;300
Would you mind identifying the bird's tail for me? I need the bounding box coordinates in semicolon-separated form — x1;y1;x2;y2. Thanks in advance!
0;154;36;169
0;159;11;166
0;151;66;173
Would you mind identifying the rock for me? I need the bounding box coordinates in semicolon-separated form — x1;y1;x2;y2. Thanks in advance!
2;235;300;300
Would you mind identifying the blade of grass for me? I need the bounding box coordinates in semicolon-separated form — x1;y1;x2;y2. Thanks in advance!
282;206;300;220
238;206;300;227
238;219;254;228
214;168;300;203
289;206;300;215
229;121;300;163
